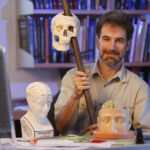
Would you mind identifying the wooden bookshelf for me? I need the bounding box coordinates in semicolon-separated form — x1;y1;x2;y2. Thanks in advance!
28;62;150;69
33;9;150;16
18;0;150;71
124;62;150;67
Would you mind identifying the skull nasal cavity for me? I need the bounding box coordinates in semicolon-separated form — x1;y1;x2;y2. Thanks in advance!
63;30;67;36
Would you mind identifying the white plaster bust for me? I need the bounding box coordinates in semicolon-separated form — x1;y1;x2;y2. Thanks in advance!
20;82;54;140
97;100;132;133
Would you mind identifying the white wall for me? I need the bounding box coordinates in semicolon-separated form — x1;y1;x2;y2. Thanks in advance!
0;0;62;99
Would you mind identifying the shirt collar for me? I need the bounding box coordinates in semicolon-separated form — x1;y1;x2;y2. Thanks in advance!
91;60;127;83
91;60;101;77
112;65;127;83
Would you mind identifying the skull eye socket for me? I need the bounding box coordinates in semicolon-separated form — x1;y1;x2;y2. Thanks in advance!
54;36;59;42
56;25;63;32
68;26;74;32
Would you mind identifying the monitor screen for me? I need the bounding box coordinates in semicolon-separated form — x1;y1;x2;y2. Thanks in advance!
0;46;14;137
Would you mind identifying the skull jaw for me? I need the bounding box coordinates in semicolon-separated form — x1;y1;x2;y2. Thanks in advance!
53;42;71;51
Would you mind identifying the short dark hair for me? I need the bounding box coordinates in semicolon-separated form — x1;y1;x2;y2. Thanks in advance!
96;10;134;41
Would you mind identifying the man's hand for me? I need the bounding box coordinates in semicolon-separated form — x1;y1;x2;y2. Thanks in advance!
80;124;98;135
74;69;90;98
86;124;98;131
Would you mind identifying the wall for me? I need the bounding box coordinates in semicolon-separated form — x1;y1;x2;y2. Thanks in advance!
0;0;61;99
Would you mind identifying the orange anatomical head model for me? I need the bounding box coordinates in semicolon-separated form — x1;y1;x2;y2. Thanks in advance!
97;100;132;133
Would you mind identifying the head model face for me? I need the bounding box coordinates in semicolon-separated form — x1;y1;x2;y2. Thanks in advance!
26;82;52;120
97;100;131;133
51;12;80;51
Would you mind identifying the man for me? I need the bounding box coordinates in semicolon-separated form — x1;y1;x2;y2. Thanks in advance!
54;10;150;135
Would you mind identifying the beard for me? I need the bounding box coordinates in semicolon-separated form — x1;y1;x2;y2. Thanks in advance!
100;49;124;67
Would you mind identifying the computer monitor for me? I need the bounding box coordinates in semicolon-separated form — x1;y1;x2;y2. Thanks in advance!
0;46;15;138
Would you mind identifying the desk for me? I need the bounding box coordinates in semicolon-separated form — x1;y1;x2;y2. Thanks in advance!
1;136;150;150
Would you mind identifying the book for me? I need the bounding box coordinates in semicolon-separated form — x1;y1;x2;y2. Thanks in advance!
134;18;148;62
129;0;136;10
35;17;42;63
87;0;91;10
39;17;45;63
49;0;53;9
148;0;150;9
39;0;44;9
95;0;100;10
73;0;78;9
33;17;38;63
44;18;50;63
88;19;96;51
133;18;145;62
106;0;115;9
43;0;49;9
77;17;88;53
34;0;40;9
115;0;122;9
69;0;74;9
48;17;58;63
139;0;148;9
91;0;96;9
124;0;130;9
129;23;137;63
77;22;84;51
78;0;87;10
139;18;148;62
58;0;62;9
18;17;30;53
52;0;58;9
27;16;35;59
143;24;150;61
98;0;107;10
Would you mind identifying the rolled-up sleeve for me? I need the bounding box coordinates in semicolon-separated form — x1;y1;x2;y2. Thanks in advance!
54;69;76;117
133;84;150;133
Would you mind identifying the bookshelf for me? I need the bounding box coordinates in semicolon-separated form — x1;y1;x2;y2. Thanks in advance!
18;0;150;72
33;9;150;16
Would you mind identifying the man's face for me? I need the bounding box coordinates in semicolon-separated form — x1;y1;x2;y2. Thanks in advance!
97;108;131;133
96;23;130;67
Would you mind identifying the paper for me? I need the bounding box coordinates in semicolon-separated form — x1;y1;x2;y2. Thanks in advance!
15;138;114;149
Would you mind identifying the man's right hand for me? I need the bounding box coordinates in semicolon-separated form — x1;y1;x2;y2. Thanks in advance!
74;69;91;98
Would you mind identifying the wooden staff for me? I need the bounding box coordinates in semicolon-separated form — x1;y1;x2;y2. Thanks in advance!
61;0;96;124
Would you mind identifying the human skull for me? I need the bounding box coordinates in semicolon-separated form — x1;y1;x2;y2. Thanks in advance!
51;12;80;51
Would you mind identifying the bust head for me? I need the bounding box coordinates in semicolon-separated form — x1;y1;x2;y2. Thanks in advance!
97;100;131;133
26;82;52;121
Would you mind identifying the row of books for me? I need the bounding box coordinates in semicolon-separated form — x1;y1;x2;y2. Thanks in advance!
124;17;150;63
30;0;150;10
18;16;95;63
19;14;150;64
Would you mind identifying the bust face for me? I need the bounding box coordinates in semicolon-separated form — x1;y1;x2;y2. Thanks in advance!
97;108;131;133
26;82;52;120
